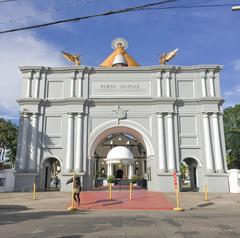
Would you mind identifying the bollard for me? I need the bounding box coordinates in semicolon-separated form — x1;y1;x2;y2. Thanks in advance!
109;183;112;200
33;182;36;200
173;187;183;212
67;171;77;211
204;184;208;201
129;182;132;200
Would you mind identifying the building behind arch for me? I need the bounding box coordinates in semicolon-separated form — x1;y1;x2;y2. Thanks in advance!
14;39;229;192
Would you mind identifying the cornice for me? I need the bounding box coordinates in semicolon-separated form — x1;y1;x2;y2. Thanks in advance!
18;64;223;75
90;97;176;105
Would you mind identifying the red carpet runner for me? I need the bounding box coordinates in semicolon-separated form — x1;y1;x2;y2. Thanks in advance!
72;190;174;210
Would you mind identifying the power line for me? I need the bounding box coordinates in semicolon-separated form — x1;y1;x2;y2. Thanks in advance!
0;0;233;25
144;3;235;10
0;0;236;35
0;0;97;25
0;0;16;3
0;0;176;34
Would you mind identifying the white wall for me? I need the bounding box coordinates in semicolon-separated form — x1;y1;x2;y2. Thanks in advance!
0;169;15;192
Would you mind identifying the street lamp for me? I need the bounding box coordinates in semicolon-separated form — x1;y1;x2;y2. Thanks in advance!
232;6;240;11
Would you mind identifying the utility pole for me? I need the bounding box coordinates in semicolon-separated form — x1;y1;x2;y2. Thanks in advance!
232;6;240;11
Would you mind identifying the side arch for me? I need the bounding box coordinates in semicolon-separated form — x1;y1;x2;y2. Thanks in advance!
40;156;63;168
181;156;203;168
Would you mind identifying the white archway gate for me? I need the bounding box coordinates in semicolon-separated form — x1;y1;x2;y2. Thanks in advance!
88;120;155;190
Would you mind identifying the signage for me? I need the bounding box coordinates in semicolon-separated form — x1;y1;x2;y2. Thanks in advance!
173;171;178;188
90;80;151;97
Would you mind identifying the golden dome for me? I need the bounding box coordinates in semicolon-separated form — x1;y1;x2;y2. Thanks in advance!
100;40;139;67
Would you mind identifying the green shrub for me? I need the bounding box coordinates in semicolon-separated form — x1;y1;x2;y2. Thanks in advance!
131;175;138;184
107;175;115;183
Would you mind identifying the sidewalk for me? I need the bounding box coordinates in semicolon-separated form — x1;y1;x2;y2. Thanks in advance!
0;190;240;213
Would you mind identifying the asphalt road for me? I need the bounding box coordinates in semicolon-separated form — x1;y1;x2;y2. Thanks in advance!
0;192;240;238
0;209;240;238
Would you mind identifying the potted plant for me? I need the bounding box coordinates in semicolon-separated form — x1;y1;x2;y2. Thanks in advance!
130;175;138;185
107;175;115;184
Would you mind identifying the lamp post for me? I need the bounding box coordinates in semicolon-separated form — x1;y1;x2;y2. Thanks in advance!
232;6;240;11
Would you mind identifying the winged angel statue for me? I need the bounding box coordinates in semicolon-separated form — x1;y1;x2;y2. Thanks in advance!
61;51;80;66
160;48;179;65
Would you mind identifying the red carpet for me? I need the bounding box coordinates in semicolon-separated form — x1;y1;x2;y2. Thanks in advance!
71;190;174;210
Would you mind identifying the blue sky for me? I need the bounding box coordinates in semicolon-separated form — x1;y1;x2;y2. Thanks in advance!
0;0;239;123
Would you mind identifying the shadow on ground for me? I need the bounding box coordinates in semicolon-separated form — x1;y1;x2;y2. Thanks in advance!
0;209;91;226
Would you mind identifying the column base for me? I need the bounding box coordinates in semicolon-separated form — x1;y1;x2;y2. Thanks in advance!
216;169;225;173
75;170;85;176
156;173;178;192
205;169;215;174
205;173;229;192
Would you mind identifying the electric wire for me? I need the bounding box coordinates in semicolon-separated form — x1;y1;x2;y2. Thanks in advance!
0;0;232;25
0;0;97;25
0;0;236;35
0;0;177;34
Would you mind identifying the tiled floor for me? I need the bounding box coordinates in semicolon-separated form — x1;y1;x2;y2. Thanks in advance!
74;190;174;210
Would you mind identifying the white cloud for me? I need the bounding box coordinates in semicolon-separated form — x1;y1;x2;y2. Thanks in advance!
223;85;240;108
231;59;240;71
0;32;64;120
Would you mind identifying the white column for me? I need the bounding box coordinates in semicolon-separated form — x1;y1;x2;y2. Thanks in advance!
166;77;171;97
209;76;215;97
158;113;166;172
107;163;110;177
26;78;32;97
202;113;214;172
29;113;39;170
201;76;207;97
75;113;84;172
110;163;113;176
70;78;75;97
78;77;83;97
65;113;74;172
107;163;113;176
212;113;224;172
157;72;162;97
34;77;40;98
128;164;133;179
19;113;30;170
167;113;175;171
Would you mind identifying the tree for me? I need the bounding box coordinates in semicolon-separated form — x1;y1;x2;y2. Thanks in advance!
223;104;240;169
0;118;18;167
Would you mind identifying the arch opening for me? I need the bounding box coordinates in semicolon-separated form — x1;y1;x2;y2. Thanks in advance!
180;157;199;192
93;131;148;189
42;157;61;191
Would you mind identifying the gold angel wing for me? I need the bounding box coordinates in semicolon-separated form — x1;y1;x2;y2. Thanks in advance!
160;48;178;65
61;51;80;66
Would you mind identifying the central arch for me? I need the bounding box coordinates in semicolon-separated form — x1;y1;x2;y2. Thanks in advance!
88;120;155;158
88;120;155;189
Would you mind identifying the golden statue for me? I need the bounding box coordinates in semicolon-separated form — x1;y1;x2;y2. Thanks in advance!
160;48;179;65
61;51;80;66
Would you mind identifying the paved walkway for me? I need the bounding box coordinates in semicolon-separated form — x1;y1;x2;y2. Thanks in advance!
1;190;240;213
77;190;174;210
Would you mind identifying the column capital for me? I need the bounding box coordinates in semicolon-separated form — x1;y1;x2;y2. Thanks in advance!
163;71;171;79
200;71;207;78
156;112;164;118
76;112;84;118
67;112;75;117
32;113;40;118
202;112;209;118
166;112;174;118
156;71;163;79
22;112;30;118
211;112;219;118
207;71;215;79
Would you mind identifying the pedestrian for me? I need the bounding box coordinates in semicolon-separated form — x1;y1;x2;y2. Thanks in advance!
73;177;82;206
55;176;59;189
